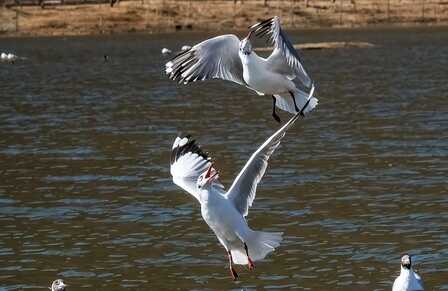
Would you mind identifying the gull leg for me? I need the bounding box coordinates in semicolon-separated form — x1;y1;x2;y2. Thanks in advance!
299;98;312;117
271;96;281;123
289;91;301;113
227;250;239;280
289;91;312;117
244;243;255;270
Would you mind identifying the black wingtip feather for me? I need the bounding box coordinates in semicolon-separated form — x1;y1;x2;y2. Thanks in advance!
170;135;210;166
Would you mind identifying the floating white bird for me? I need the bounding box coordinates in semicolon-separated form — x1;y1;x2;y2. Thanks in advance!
170;109;311;279
1;52;18;62
6;53;17;61
49;279;67;291
166;16;318;123
181;45;192;51
161;48;172;55
392;254;424;291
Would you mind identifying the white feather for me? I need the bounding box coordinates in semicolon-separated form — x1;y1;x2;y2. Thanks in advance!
165;17;318;119
170;113;302;270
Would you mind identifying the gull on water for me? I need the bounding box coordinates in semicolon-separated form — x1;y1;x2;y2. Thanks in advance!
181;45;192;51
166;16;318;123
49;279;66;291
7;53;17;61
161;48;172;55
1;52;19;63
170;110;310;280
392;254;424;291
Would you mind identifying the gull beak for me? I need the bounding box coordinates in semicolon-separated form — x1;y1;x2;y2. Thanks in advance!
205;164;213;179
246;30;253;39
205;164;218;182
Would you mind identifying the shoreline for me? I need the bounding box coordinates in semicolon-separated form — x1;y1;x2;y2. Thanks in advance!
2;21;448;39
1;0;448;38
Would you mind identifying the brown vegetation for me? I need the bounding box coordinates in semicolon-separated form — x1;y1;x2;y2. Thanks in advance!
1;0;448;37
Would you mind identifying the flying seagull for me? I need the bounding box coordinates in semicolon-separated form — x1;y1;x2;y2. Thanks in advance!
165;16;318;123
170;111;307;280
49;279;67;291
392;254;424;291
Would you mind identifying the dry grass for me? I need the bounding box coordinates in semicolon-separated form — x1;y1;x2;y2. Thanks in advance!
1;0;448;37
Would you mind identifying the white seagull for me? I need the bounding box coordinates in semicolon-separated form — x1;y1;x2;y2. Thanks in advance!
6;53;17;61
1;52;18;62
170;111;308;280
49;279;67;291
181;45;192;51
161;48;172;55
392;254;424;291
165;16;318;123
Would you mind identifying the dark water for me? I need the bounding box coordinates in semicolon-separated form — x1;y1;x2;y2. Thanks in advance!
0;27;447;290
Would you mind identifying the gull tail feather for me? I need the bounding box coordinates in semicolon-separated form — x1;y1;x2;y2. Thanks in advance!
231;230;283;265
274;86;318;115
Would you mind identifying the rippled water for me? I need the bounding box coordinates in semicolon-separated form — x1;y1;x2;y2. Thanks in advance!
0;27;447;290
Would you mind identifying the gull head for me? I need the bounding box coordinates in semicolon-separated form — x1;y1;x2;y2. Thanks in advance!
240;31;253;55
197;164;219;190
50;279;66;291
401;254;411;270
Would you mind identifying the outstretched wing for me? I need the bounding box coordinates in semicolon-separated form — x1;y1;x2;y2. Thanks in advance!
250;16;312;88
170;135;224;202
225;112;303;216
165;34;244;85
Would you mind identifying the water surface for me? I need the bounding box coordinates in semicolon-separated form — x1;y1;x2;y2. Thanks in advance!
0;27;447;290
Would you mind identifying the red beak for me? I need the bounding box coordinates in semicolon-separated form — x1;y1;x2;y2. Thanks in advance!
205;164;213;178
205;164;218;181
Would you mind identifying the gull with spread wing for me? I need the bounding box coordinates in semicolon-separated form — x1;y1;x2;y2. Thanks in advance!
170;111;307;280
165;16;318;123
